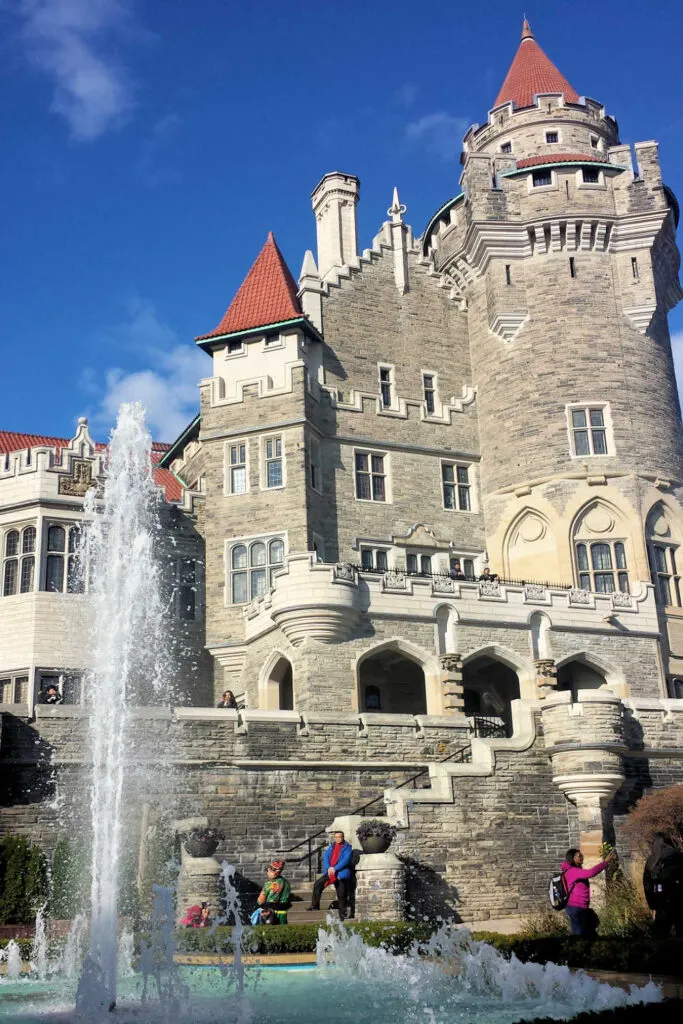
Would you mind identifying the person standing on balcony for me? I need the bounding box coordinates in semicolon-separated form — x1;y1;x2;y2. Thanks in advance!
307;830;353;921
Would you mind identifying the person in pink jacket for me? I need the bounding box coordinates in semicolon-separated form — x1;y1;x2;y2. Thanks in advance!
561;848;616;936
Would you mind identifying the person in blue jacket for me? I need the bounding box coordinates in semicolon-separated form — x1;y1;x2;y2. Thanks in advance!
307;830;353;921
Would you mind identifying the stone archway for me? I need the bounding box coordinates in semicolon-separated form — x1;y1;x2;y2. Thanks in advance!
556;658;607;701
461;655;520;737
358;648;427;715
261;655;294;710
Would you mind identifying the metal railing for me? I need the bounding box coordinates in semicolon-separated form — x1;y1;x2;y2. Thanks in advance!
349;564;572;591
278;742;472;881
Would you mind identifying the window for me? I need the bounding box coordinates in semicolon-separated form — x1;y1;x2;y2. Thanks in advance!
379;366;393;408
500;142;512;154
649;544;680;607
442;464;472;511
355;451;386;502
505;264;512;286
569;257;576;279
360;548;389;572
364;685;382;711
44;524;82;593
227;340;244;355
229;536;285;603
582;167;600;184
406;551;433;575
0;674;29;705
590;135;599;149
309;438;322;492
422;374;436;414
576;541;629;593
2;525;37;596
450;557;475;579
545;131;559;144
177;558;197;620
532;169;552;187
631;256;639;281
264;335;281;347
228;441;248;495
570;406;609;456
264;436;283;488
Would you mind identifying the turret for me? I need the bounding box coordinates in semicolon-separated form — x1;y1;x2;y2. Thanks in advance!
311;172;360;279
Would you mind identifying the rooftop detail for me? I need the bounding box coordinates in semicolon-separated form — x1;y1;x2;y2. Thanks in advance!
196;232;302;344
514;152;605;168
493;19;579;110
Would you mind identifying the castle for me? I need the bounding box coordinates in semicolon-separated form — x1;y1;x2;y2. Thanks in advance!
2;21;683;926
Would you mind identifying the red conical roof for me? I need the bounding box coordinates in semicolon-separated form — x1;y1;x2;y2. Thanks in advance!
196;232;301;341
494;20;579;110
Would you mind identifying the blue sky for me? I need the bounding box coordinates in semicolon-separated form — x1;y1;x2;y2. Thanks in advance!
3;0;683;442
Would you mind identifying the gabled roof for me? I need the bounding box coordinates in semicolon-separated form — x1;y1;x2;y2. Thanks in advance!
0;431;181;503
494;19;579;110
196;232;302;343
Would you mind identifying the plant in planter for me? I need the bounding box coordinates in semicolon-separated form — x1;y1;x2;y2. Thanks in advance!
181;828;224;859
356;819;397;855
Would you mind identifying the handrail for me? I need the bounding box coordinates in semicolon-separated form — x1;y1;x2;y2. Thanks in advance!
278;741;472;880
347;564;573;592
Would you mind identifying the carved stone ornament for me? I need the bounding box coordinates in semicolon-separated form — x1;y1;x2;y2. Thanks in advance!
478;580;501;598
333;563;356;583
611;591;632;608
534;658;557;677
440;654;463;675
568;588;591;605
382;571;407;591
432;575;457;594
58;459;95;497
524;583;546;601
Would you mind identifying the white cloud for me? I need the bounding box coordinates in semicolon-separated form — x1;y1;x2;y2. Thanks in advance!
405;111;469;162
12;0;134;139
82;299;209;442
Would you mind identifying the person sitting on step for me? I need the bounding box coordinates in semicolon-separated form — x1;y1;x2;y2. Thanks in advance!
307;830;353;921
254;859;291;925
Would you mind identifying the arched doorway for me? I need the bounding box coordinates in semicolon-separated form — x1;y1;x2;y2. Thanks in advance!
358;649;427;715
262;656;294;710
557;659;607;701
462;656;520;737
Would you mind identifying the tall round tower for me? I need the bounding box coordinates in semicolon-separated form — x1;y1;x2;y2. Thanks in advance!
423;21;683;683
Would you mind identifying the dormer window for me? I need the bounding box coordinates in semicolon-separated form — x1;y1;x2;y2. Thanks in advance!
227;340;244;355
545;131;559;144
532;169;553;188
582;167;600;184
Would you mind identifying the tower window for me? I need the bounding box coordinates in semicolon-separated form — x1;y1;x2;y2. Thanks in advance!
263;436;283;488
355;451;387;502
631;256;639;281
545;131;559;144
308;437;322;492
505;264;512;286
500;142;512;154
378;366;393;408
227;441;248;495
649;544;681;607
590;136;599;149
532;169;552;188
569;406;611;456
442;463;472;512
422;374;436;414
229;536;285;603
582;167;600;184
576;541;629;594
569;257;576;279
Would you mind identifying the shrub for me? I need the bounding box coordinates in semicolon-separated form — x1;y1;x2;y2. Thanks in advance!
0;837;49;924
622;784;683;854
519;905;570;939
50;839;90;920
168;920;435;956
356;820;398;842
470;932;683;976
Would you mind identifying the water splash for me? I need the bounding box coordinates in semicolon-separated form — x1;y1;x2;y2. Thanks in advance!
30;907;48;980
79;402;167;1013
60;914;88;980
2;939;23;979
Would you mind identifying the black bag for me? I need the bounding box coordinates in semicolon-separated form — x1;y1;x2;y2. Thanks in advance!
548;870;572;911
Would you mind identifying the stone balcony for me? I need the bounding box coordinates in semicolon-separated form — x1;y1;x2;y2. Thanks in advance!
242;554;659;643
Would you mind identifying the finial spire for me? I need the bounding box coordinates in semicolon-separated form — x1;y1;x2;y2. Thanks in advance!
521;17;533;40
388;187;407;224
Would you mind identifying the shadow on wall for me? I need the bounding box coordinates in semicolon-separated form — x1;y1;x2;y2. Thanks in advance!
400;856;463;923
0;714;56;805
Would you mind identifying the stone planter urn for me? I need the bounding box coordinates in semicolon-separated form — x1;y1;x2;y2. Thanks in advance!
355;819;397;856
182;831;221;859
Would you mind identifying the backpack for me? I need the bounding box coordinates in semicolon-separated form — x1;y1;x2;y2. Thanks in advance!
548;870;573;911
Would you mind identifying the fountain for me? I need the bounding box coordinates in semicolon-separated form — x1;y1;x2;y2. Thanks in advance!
0;403;666;1022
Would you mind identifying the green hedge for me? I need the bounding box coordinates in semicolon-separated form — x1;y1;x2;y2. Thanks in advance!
172;921;435;955
0;938;34;960
471;932;683;977
0;837;48;924
514;1001;683;1024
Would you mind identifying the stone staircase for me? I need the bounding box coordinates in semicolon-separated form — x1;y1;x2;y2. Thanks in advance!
285;885;346;925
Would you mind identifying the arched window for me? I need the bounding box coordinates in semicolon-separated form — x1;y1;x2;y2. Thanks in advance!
576;541;628;593
22;527;36;554
230;536;286;604
5;531;19;557
364;685;382;711
645;505;681;608
47;525;65;552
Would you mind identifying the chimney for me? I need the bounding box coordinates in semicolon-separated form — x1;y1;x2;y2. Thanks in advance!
311;172;360;279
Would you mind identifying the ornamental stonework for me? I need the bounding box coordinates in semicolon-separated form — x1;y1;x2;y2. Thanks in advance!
58;459;94;497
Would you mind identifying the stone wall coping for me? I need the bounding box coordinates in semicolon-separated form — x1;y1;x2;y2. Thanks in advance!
624;698;683;713
414;714;470;730
0;706;30;719
546;741;628;755
302;713;362;726
34;705;87;718
359;713;421;727
240;710;301;724
173;708;239;721
542;689;623;711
